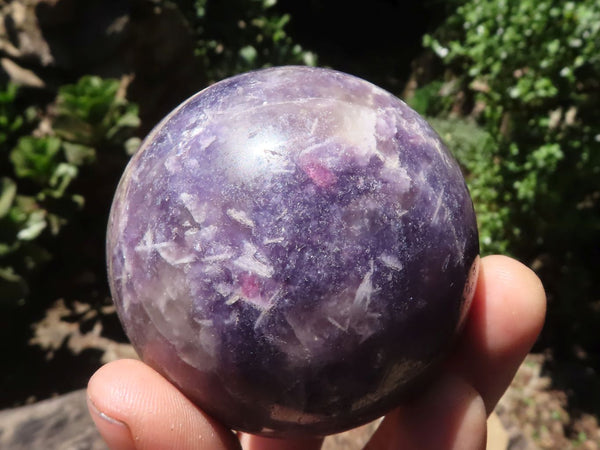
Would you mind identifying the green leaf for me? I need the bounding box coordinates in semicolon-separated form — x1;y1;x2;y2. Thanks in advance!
116;110;141;129
53;75;139;148
0;243;14;256
239;45;258;63
124;137;142;155
0;177;17;218
10;136;62;183
53;114;94;145
71;194;85;208
9;195;35;224
16;210;47;241
46;212;67;235
62;141;96;166
106;111;141;140
47;163;78;198
0;267;28;304
0;82;18;104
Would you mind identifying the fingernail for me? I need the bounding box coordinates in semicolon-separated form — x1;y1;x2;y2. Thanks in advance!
88;396;135;450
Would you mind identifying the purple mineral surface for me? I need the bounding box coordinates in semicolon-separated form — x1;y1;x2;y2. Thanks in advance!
106;66;479;437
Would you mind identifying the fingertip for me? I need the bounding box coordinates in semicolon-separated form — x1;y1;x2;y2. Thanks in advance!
451;255;547;412
366;375;486;450
471;255;546;357
87;359;240;450
87;359;140;450
480;254;546;307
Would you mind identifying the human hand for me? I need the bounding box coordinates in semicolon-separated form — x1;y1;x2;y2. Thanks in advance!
87;255;545;450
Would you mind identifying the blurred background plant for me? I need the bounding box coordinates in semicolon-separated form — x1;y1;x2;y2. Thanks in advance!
0;76;139;306
181;0;316;82
1;0;598;446
413;0;600;415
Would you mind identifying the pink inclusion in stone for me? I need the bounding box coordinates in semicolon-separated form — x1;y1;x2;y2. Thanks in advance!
240;273;262;299
106;66;480;437
302;161;338;188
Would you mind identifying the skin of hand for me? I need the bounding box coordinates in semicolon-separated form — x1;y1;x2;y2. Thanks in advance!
87;255;546;450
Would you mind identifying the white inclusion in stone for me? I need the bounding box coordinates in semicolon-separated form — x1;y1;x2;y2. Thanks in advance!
395;208;409;218
380;156;411;191
432;136;453;168
355;311;382;344
157;243;196;265
198;225;218;241
184;228;203;252
253;289;282;329
379;254;404;271
327;316;349;332
134;229;154;253
225;294;240;306
202;250;234;263
263;236;285;245
183;126;215;149
224;309;240;326
342;106;378;164
180;192;208;224
415;168;428;186
442;254;451;271
310;117;319;134
120;255;135;314
198;325;218;358
253;303;271;329
214;282;233;298
164;153;179;173
448;221;466;265
193;318;214;327
227;208;255;228
354;260;375;310
431;188;445;224
177;327;218;370
234;241;274;278
134;229;171;254
285;311;318;354
298;136;336;159
299;102;376;169
375;108;397;138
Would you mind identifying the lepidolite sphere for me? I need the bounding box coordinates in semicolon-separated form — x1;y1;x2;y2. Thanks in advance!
107;66;479;436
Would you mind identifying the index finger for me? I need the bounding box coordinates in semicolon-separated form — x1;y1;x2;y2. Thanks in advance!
449;255;546;413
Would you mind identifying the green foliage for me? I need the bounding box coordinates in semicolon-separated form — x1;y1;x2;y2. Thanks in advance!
0;83;23;148
185;0;316;82
423;0;600;248
408;81;455;118
0;77;139;305
422;0;600;357
10;136;62;184
53;76;141;155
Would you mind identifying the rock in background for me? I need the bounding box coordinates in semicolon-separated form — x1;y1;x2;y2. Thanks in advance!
0;390;105;450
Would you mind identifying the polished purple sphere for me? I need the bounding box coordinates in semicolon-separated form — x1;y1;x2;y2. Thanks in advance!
107;66;479;436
